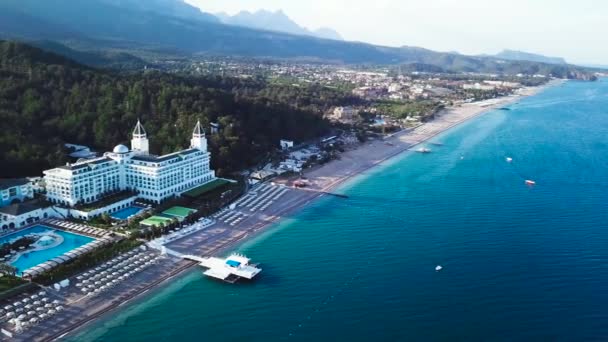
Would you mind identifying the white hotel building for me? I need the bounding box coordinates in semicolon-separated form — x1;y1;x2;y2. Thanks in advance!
44;121;216;207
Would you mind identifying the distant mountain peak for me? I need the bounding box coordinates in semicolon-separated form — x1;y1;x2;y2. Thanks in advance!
216;8;343;41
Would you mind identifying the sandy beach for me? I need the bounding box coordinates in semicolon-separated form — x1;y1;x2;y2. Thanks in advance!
7;82;555;341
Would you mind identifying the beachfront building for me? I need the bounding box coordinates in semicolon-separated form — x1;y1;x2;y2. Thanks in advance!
0;178;55;231
0;178;34;207
327;106;357;123
279;139;294;150
0;202;53;231
43;120;216;211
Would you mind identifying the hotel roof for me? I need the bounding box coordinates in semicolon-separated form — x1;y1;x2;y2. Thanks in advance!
0;178;29;191
0;201;45;216
57;157;113;171
131;148;199;163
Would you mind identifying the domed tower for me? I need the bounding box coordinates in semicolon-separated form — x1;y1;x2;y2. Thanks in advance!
131;119;149;155
190;120;207;152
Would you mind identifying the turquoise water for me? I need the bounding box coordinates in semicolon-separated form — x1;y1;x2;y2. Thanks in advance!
71;80;608;341
1;225;94;274
111;206;145;220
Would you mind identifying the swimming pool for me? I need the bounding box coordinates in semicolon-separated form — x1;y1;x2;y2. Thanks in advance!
0;225;94;274
111;206;145;220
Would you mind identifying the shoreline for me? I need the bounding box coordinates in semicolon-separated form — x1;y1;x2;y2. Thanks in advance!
44;81;557;341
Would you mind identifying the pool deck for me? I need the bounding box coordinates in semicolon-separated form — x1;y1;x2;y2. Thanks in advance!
110;206;146;220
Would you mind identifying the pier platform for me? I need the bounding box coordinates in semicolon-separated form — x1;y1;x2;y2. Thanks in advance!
185;253;262;283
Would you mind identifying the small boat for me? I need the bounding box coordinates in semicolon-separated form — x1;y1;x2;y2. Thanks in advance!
525;180;536;186
435;265;443;272
506;157;513;163
416;147;432;154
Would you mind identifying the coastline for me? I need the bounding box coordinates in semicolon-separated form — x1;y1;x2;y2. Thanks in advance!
44;81;557;341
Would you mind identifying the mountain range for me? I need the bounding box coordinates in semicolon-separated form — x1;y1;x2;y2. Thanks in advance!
0;0;597;79
493;50;568;65
215;10;342;40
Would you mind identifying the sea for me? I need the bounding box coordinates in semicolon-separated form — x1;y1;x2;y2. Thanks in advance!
69;79;608;341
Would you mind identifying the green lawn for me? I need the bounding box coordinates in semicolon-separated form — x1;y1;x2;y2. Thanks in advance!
162;206;196;218
183;179;231;198
140;216;173;227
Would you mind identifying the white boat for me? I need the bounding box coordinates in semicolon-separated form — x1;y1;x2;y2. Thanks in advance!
416;147;432;154
525;180;536;186
506;157;513;163
435;265;443;272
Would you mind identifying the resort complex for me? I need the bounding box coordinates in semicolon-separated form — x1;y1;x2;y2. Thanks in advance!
44;121;216;217
0;119;242;337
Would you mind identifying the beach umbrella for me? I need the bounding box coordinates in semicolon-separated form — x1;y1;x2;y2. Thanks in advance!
13;301;23;307
24;304;33;310
15;308;23;313
27;311;36;316
21;298;29;303
56;306;64;311
76;276;84;280
36;307;45;312
48;309;57;315
30;294;38;300
83;279;90;284
75;283;83;288
39;314;48;320
6;312;15;318
44;304;53;308
4;305;13;310
18;314;26;320
33;301;41;306
94;281;101;285
8;318;17;324
52;300;60;305
41;297;49;302
38;291;46;296
29;317;38;323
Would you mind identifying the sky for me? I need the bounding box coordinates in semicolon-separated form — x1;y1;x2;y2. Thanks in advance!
185;0;606;65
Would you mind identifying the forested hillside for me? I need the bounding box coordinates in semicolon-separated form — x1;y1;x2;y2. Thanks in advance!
0;41;353;178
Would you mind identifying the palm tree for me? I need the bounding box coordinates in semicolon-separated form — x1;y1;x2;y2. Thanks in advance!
0;263;17;276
